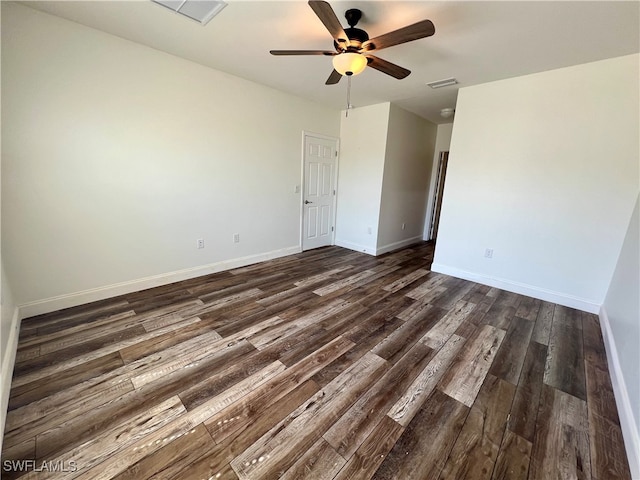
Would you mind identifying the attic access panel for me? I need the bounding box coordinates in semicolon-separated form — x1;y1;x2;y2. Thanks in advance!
152;0;227;25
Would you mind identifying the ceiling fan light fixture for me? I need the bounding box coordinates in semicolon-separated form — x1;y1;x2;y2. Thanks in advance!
332;52;367;76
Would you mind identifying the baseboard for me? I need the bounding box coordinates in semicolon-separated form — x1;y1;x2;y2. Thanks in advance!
375;236;424;256
1;306;21;453
19;246;301;319
430;263;600;314
334;239;376;256
599;306;640;479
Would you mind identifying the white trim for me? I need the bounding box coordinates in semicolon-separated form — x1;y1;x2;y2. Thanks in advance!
334;239;376;256
430;263;600;314
598;306;640;479
19;246;301;319
376;236;424;256
1;306;21;452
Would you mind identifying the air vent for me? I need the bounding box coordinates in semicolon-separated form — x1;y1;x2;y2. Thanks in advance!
426;77;458;89
152;0;227;25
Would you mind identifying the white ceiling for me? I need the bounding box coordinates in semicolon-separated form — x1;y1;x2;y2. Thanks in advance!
21;0;640;124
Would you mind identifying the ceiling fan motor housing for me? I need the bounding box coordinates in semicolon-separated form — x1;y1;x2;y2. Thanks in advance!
337;9;369;50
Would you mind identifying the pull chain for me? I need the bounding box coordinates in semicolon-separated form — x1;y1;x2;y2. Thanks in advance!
346;75;352;117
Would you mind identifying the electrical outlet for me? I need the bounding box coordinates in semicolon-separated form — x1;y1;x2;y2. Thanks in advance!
484;248;493;258
197;239;204;249
233;233;240;243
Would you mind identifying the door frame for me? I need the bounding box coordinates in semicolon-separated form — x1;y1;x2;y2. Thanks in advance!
428;151;449;241
300;131;340;251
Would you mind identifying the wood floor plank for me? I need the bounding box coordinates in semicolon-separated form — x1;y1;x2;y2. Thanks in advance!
491;430;532;480
74;362;286;480
582;314;631;480
438;374;516;480
8;352;124;412
372;305;446;364
273;303;367;368
587;411;631;480
203;335;354;443
483;303;516;331
3;380;136;451
177;343;279;412
431;278;476;310
544;306;587;400
13;325;147;378
0;438;35;479
312;270;378;296
372;389;469;480
529;384;591;480
332;415;404;480
16;310;137;356
9;317;203;389
2;241;629;480
118;318;217;364
508;341;548;442
293;266;354;288
584;360;621;426
464;297;494;327
422;300;475;350
489;316;535;385
173;380;320;480
110;424;216;480
248;299;352;349
388;334;465;427
515;296;542;321
323;342;434;458
27;396;187;480
382;267;430;293
531;301;555;345
5;326;248;437
439;324;505;407
279;438;345;480
230;352;388;479
405;272;447;300
582;312;605;364
131;299;205;329
20;299;132;333
32;341;259;460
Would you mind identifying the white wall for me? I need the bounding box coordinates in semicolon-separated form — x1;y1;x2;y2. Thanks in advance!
335;103;390;254
1;3;339;311
377;104;436;253
433;54;639;313
0;261;18;452
423;123;454;239
602;194;640;477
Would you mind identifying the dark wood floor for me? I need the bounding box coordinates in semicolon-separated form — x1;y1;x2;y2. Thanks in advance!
1;242;631;480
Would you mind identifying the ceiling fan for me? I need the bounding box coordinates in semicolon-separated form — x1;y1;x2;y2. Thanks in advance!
270;1;435;85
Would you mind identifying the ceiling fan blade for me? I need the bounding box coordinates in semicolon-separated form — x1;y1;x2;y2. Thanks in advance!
270;50;336;56
308;1;350;46
361;20;435;52
365;55;411;79
325;69;342;85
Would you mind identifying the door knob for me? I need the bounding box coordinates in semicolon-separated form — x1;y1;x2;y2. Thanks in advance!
304;200;313;204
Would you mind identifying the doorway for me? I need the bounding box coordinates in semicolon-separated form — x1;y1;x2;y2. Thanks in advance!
428;151;449;241
302;133;338;251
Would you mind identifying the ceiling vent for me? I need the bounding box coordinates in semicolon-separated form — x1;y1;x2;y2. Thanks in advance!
152;0;227;25
426;77;458;89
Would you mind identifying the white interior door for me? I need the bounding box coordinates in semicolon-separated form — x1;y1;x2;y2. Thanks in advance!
302;134;337;251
